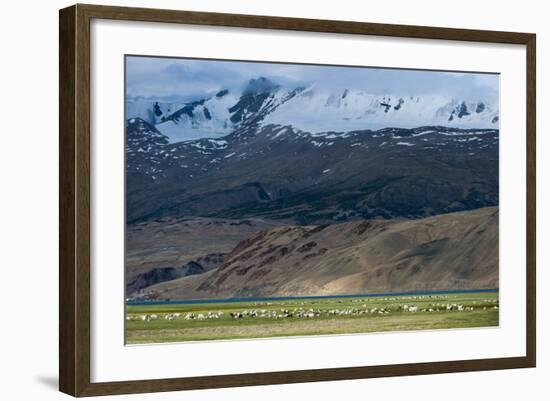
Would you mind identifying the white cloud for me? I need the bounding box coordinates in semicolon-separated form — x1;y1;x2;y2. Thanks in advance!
125;55;499;102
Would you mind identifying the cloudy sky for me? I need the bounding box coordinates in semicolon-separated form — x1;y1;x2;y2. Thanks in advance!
125;55;499;102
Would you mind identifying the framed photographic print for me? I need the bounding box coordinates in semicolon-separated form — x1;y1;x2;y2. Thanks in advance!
59;4;536;397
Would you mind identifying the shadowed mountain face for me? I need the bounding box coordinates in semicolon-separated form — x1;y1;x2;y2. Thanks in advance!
126;253;224;295
126;119;498;225
143;207;498;300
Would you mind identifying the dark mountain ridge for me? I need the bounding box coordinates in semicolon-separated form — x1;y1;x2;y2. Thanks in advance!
126;118;498;225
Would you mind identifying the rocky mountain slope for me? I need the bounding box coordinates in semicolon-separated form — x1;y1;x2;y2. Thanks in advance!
126;118;498;224
125;217;280;295
143;207;498;300
125;74;500;300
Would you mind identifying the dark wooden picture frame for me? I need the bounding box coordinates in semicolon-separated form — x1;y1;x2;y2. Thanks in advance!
59;3;536;397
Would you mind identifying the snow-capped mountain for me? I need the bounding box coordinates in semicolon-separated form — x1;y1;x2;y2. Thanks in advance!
126;90;238;142
126;77;303;143
126;76;499;143
126;98;187;125
261;86;498;132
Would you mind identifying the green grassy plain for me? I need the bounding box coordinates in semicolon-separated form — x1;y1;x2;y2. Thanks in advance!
125;291;499;344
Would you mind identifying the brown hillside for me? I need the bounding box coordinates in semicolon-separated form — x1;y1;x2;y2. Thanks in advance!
147;207;498;299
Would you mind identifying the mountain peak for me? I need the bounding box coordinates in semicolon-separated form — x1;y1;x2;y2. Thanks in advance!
216;89;229;98
244;77;279;95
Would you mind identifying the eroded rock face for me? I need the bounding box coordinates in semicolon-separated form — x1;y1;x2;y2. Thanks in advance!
127;266;183;295
126;253;226;295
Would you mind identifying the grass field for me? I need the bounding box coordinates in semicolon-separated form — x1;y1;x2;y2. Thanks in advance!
125;291;499;344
